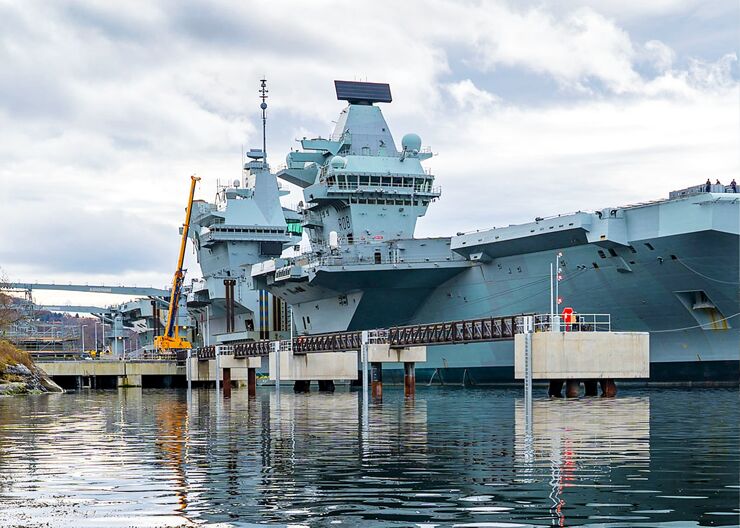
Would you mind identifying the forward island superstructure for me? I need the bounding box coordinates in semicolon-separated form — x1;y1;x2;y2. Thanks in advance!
185;81;302;345
252;80;740;383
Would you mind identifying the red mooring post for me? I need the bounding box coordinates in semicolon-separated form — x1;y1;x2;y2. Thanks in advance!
404;362;416;397
247;367;256;397
371;362;383;401
565;380;581;398
222;367;232;398
600;378;618;398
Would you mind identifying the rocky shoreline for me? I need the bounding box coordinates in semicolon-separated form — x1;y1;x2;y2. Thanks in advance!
0;341;64;395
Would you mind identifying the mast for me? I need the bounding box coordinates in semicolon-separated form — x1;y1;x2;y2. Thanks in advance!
259;78;268;165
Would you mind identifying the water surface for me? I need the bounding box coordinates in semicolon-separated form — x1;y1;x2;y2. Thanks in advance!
0;386;738;526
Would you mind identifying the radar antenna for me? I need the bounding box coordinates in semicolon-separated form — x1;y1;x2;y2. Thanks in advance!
259;78;268;165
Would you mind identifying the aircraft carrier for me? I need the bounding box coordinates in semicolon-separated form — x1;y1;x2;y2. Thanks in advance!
251;80;740;384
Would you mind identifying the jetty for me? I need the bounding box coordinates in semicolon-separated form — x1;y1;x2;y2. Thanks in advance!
35;313;649;400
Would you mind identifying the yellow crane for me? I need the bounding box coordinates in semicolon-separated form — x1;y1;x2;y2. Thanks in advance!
154;175;200;352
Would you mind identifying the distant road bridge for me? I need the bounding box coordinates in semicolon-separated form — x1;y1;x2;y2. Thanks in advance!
37;305;109;313
9;282;170;297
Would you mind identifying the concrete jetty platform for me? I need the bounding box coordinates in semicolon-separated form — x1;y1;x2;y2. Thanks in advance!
37;355;261;390
514;330;649;397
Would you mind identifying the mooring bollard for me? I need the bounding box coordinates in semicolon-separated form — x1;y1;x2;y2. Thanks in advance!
371;362;383;401
247;367;256;397
404;362;415;397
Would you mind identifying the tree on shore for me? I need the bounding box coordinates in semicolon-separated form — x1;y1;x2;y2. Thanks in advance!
0;269;23;334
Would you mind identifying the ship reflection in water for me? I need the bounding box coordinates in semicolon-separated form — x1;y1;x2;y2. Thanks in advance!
0;387;737;527
514;398;651;526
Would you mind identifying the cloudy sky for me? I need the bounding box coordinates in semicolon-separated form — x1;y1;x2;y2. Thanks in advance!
0;0;737;307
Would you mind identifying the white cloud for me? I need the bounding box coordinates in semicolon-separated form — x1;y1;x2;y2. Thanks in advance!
463;6;642;93
642;40;676;73
446;79;500;110
419;86;739;236
526;0;735;20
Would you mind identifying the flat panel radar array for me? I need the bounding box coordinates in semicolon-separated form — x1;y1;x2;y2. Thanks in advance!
334;80;392;105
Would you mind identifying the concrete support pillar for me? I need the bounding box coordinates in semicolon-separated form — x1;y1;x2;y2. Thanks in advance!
76;375;83;390
565;380;581;398
548;379;564;398
222;368;232;398
247;368;257;397
117;374;142;388
600;378;618;398
318;380;335;392
293;380;311;393
583;380;599;397
371;362;383;401
404;362;416;398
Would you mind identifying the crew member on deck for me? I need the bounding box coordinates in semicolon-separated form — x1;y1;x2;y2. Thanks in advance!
705;178;711;192
562;307;575;332
715;179;722;186
731;179;737;193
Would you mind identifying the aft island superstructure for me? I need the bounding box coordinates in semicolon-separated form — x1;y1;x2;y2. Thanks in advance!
186;149;302;344
252;80;740;383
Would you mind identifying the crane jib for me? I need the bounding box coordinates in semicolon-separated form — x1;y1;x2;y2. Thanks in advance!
165;277;183;338
156;174;201;351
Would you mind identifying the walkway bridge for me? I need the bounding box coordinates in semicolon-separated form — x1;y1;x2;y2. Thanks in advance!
195;314;522;359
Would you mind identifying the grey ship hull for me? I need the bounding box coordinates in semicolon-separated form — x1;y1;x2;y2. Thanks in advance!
400;230;739;384
258;202;739;384
248;81;738;384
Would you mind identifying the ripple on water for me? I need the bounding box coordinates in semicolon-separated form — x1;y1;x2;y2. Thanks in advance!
0;387;737;527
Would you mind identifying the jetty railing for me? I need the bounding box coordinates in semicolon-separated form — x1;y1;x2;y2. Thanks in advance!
525;313;611;333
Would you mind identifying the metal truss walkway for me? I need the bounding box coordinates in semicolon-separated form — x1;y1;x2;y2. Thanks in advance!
196;314;522;359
